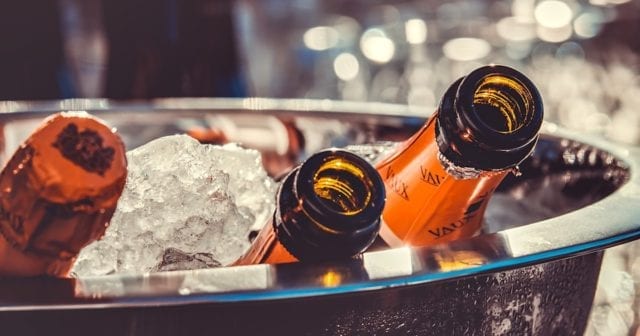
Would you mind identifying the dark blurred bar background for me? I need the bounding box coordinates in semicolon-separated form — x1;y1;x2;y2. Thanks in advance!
0;0;638;143
101;0;244;99
0;1;68;100
0;0;245;100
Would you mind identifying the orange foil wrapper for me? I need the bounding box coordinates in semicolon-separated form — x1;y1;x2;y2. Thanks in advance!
0;112;127;277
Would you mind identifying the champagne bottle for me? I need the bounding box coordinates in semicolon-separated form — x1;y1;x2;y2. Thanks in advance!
377;65;543;247
0;112;127;276
234;149;385;265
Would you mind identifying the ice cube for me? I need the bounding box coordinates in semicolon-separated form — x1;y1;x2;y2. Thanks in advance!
72;134;276;276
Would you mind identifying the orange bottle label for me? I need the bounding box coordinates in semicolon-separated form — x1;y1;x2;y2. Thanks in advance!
376;114;507;247
233;221;297;265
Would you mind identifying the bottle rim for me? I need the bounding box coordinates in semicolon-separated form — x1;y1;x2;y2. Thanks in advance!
436;64;544;170
455;64;544;150
294;148;386;233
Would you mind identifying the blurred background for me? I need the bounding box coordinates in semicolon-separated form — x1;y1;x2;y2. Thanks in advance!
0;0;639;334
1;0;639;145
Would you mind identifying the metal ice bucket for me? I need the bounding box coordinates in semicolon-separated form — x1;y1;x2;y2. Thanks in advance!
0;98;638;336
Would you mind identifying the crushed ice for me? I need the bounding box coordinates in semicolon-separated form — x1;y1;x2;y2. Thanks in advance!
72;134;276;276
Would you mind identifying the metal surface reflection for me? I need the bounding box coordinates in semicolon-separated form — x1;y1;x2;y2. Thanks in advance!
0;98;640;335
76;264;273;298
0;99;635;315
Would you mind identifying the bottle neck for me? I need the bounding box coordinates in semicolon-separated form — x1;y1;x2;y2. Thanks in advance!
233;215;296;266
435;65;543;171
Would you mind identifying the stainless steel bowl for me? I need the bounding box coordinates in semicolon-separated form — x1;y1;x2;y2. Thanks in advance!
0;98;638;336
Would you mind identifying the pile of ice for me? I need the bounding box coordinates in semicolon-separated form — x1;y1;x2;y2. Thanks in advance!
72;135;277;276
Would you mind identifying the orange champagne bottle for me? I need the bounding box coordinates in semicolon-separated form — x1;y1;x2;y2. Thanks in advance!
377;65;543;247
234;149;385;265
0;112;127;276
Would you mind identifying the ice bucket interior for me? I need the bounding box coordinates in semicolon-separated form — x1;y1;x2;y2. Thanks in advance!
0;99;638;335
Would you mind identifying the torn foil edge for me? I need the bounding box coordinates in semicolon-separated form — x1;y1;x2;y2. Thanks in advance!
438;152;518;180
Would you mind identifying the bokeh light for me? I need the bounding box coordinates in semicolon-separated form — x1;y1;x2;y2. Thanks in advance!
536;24;573;43
303;26;339;51
497;16;537;41
360;28;396;64
512;0;536;19
333;53;360;81
556;41;585;59
405;19;428;44
574;11;604;39
442;38;491;61
534;0;573;28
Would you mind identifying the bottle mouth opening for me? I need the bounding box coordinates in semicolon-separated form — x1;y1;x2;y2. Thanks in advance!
275;150;384;260
312;156;373;216
472;74;534;135
295;149;385;230
437;65;544;170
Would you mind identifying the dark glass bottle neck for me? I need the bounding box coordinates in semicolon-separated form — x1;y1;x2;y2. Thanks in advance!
273;149;385;262
436;65;543;171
